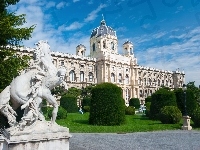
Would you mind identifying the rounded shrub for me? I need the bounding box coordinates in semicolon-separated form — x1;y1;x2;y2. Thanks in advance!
159;106;182;124
174;88;197;116
145;96;152;103
150;88;177;119
60;94;78;113
145;102;151;117
47;106;67;120
82;96;91;107
83;106;90;112
129;98;140;109
125;106;135;115
191;106;200;127
89;83;125;126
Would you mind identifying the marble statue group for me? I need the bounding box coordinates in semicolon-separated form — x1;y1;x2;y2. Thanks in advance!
0;40;68;130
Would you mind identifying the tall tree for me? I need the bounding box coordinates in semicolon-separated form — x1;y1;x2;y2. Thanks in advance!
0;0;35;90
187;81;200;104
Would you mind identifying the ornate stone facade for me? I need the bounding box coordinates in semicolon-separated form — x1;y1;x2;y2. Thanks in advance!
13;18;185;105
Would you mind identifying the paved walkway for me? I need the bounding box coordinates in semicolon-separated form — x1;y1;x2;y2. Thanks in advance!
69;130;200;150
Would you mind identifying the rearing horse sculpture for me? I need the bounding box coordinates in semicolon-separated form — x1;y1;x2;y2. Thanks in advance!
0;40;68;127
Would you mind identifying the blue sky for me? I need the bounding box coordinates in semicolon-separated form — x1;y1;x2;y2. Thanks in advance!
10;0;200;86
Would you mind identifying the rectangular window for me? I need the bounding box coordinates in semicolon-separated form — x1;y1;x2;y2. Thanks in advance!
61;61;64;66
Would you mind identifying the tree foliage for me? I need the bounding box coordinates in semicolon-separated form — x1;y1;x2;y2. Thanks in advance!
51;86;67;97
60;94;78;113
0;50;30;90
174;88;197;116
129;98;140;109
81;84;95;98
0;0;35;90
191;106;200;127
66;87;81;98
145;96;152;103
0;0;35;46
150;88;177;119
186;81;200;104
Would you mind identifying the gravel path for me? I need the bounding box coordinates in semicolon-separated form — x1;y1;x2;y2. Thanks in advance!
69;130;200;150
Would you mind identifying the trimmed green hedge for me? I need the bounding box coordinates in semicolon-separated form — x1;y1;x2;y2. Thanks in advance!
145;102;151;117
82;96;91;112
60;94;78;113
125;106;135;115
89;83;125;126
145;96;152;103
191;106;200;127
150;88;177;119
159;106;182;124
174;88;197;116
47;106;67;120
83;106;90;112
129;98;140;109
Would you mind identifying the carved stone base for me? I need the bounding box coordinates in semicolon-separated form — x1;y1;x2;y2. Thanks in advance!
0;120;72;150
181;116;192;130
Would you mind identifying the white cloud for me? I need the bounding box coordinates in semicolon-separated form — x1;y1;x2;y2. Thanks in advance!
116;27;127;32
84;4;107;22
132;26;200;86
73;0;80;3
58;4;107;32
46;1;56;9
56;2;69;9
65;22;84;31
88;0;93;4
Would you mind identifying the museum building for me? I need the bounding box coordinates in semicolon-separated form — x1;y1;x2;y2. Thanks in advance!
14;18;185;105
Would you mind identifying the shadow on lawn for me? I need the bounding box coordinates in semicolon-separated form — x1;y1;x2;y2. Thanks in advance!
134;116;150;120
73;119;89;125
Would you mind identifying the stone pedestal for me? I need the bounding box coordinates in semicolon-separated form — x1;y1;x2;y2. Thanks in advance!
0;121;72;150
181;116;192;130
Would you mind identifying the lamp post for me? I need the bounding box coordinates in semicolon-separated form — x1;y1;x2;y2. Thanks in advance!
182;84;187;116
181;84;192;130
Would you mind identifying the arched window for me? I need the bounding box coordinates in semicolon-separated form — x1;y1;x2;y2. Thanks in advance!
138;77;141;85
149;78;152;85
111;73;115;82
125;88;129;101
153;79;156;85
92;43;95;51
161;80;164;86
98;41;100;48
169;80;172;87
103;40;106;48
166;80;168;86
60;61;64;66
125;74;129;84
140;90;143;97
130;48;133;54
118;73;122;83
111;42;114;50
89;72;93;82
69;70;75;81
80;71;84;82
144;78;146;85
158;79;160;86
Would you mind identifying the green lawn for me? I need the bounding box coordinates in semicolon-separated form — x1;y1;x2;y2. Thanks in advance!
56;113;196;133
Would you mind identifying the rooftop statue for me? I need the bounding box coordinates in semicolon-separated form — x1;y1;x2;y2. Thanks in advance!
0;40;68;130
